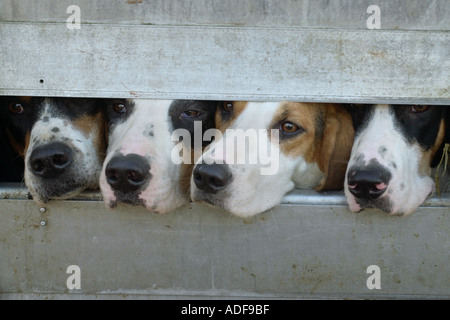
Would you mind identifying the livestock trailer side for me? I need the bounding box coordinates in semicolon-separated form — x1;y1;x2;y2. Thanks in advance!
0;0;449;300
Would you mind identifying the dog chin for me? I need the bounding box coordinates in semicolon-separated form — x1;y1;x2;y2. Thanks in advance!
225;203;276;218
193;190;277;218
146;197;188;214
26;176;89;204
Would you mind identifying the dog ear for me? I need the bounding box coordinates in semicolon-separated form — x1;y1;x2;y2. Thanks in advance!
104;115;110;147
101;100;110;148
314;105;355;191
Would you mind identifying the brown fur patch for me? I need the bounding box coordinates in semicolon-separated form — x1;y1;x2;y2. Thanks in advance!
179;163;195;198
430;119;446;165
23;131;31;157
72;115;99;139
72;112;107;159
179;146;205;198
18;96;32;104
313;104;355;190
418;119;446;177
5;128;29;158
215;101;248;133
270;102;354;190
214;101;354;191
274;102;323;164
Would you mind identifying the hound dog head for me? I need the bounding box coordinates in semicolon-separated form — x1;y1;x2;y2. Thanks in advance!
344;104;449;216
0;96;106;205
190;101;355;217
100;99;217;213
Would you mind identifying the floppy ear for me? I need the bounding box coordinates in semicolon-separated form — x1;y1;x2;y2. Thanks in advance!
104;116;110;148
314;105;355;191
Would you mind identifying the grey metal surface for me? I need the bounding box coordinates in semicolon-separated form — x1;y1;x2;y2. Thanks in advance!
0;196;448;299
1;183;449;208
1;0;449;31
1;23;449;102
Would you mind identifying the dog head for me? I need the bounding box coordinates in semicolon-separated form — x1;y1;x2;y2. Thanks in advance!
0;96;106;204
100;99;217;213
191;101;354;217
344;104;448;216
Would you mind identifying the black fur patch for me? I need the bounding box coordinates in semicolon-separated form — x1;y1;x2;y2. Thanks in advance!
0;122;24;182
168;100;218;148
104;99;136;129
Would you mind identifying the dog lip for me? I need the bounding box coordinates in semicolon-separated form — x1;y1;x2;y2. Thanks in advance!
108;200;118;209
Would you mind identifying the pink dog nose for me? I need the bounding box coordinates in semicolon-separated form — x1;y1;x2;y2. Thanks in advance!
347;168;391;200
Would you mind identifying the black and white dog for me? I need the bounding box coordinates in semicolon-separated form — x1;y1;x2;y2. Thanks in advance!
0;96;107;205
100;99;217;213
345;104;449;216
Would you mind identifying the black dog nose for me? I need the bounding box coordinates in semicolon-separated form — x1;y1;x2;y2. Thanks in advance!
347;167;391;200
105;154;151;193
29;142;73;178
193;164;232;194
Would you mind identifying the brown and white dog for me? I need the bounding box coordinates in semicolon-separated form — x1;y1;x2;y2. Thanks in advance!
344;104;449;216
100;99;217;213
0;96;107;205
191;101;355;217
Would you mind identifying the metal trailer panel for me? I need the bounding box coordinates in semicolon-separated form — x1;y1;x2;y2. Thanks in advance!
0;0;449;31
0;23;449;103
0;187;449;299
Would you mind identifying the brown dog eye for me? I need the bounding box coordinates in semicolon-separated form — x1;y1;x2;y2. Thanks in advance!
411;105;430;113
223;102;233;112
280;121;299;133
9;103;24;115
182;110;201;118
113;103;127;114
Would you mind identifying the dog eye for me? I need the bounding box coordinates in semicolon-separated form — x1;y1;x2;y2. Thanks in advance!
9;102;24;115
222;102;233;112
411;105;430;113
280;121;300;133
182;110;201;118
113;103;127;114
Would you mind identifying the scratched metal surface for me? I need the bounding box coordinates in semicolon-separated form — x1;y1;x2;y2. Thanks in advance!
1;0;449;30
0;195;448;299
0;23;449;103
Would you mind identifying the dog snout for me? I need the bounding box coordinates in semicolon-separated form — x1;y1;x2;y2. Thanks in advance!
29;142;73;179
347;167;391;200
105;154;151;193
193;164;232;194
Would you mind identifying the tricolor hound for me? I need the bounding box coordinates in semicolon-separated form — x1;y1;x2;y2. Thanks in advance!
0;97;107;205
344;104;449;216
191;101;355;217
100;99;217;213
